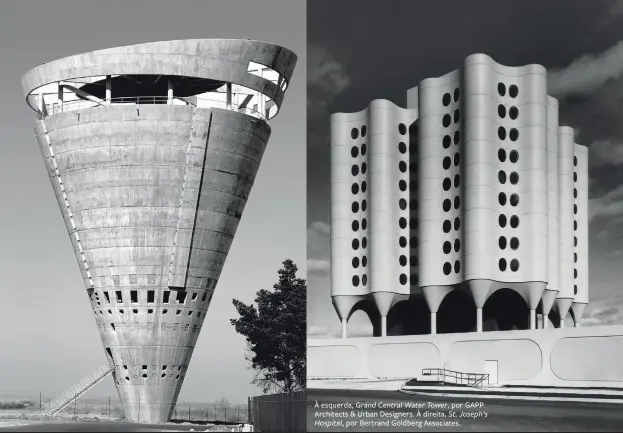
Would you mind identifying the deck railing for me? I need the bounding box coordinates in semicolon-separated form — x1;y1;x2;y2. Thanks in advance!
38;96;266;120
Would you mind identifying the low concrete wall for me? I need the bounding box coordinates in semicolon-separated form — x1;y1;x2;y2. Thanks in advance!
307;325;623;388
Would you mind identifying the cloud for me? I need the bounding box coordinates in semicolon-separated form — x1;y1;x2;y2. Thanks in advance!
548;40;623;97
589;184;623;222
607;0;623;19
307;258;330;276
308;220;331;262
582;295;623;326
589;139;623;168
307;44;350;117
307;325;340;339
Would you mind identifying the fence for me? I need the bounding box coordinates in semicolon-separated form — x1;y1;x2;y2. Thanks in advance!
0;395;248;424
248;391;306;433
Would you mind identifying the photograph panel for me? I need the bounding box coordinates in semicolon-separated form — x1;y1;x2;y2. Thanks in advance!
0;0;306;431
307;0;623;431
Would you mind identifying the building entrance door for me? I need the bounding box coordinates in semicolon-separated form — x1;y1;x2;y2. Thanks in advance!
484;360;498;386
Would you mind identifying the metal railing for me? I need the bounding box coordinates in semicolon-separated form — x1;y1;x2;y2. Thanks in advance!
248;391;306;433
37;363;115;416
421;368;490;387
39;95;266;121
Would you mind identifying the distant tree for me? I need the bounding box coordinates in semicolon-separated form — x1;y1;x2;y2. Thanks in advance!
231;259;306;393
215;398;231;421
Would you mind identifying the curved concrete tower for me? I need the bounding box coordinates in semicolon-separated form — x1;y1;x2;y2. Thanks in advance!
330;53;589;337
21;39;296;423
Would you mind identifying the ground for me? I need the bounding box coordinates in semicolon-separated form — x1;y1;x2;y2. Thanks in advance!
307;389;623;432
0;413;246;432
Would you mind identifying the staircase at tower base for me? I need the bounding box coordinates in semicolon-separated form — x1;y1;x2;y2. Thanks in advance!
37;363;114;416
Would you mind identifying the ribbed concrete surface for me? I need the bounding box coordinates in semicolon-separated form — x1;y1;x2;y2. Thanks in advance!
33;104;270;422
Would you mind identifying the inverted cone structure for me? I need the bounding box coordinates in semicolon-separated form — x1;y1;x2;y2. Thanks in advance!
22;39;297;423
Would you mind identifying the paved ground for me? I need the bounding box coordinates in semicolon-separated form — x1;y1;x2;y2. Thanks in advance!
0;421;237;432
307;389;623;432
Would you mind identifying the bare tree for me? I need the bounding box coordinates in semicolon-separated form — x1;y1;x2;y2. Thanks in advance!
215;398;231;422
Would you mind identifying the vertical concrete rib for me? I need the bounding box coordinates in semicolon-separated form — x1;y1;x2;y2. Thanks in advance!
184;113;213;288
168;105;199;288
557;127;575;320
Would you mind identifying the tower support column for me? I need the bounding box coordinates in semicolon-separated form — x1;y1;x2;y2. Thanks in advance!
167;80;173;105
431;312;437;335
341;318;347;339
381;316;387;337
476;307;483;332
530;309;536;329
106;75;111;105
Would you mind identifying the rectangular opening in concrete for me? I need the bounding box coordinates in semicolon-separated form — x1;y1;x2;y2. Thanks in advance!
87;288;94;301
192;292;198;301
162;365;167;370
147;290;155;303
163;291;170;304
111;323;116;331
196;277;202;287
201;292;208;302
184;324;189;332
176;290;187;304
115;291;122;303
142;365;147;370
103;291;110;303
131;291;138;303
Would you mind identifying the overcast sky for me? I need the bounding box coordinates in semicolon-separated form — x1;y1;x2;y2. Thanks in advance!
0;0;305;404
307;0;623;338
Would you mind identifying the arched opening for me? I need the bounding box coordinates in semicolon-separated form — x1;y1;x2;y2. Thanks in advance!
386;297;430;336
482;288;529;331
548;307;561;328
568;308;577;327
437;290;476;334
348;299;381;337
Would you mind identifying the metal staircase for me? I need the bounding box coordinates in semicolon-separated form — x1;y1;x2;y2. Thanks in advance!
37;363;115;416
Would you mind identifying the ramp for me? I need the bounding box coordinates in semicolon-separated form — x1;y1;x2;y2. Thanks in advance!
37;363;114;416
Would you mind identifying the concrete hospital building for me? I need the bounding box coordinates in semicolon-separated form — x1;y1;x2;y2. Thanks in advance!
308;55;623;389
330;54;588;338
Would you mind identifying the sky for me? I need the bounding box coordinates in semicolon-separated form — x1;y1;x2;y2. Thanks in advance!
307;0;623;338
0;0;305;404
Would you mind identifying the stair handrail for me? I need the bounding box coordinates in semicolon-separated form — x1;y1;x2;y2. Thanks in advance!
38;363;115;415
421;368;489;387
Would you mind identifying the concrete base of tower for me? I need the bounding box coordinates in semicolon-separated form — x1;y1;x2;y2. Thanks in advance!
308;325;623;389
117;383;182;423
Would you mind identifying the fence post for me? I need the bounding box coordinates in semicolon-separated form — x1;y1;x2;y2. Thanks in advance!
39;392;41;411
247;396;251;425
